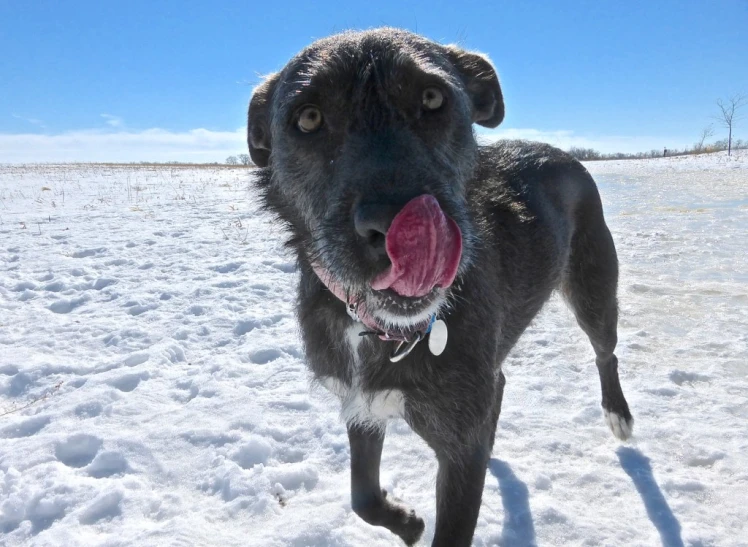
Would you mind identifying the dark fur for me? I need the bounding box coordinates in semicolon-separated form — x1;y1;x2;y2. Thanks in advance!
247;28;633;546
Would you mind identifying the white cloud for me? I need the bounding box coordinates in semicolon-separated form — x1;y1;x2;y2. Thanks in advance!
0;125;692;164
11;113;47;130
100;114;124;128
0;127;248;163
476;128;691;154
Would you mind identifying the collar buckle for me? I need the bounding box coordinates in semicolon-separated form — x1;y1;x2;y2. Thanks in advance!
389;331;424;363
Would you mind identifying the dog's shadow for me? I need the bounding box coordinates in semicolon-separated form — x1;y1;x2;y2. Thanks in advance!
617;447;684;547
489;448;683;547
488;458;537;547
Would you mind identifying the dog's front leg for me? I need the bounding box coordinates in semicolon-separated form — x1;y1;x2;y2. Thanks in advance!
431;433;493;547
348;424;425;545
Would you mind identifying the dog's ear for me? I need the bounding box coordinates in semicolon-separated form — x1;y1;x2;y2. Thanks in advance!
248;73;280;167
445;46;504;128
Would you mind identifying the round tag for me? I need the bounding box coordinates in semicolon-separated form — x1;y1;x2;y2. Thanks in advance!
428;319;448;356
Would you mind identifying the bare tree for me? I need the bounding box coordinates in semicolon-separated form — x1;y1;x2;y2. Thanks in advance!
567;146;601;161
695;125;714;153
226;155;238;165
237;153;251;166
714;94;747;156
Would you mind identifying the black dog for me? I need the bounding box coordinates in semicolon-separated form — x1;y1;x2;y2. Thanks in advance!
247;28;633;546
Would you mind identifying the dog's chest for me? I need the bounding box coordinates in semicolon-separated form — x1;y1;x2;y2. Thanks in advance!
321;325;405;427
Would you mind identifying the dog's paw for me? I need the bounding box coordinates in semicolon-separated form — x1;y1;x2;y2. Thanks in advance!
379;489;425;546
395;508;425;546
604;410;634;440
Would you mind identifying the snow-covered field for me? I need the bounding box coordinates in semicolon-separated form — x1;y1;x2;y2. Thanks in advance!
1;150;747;546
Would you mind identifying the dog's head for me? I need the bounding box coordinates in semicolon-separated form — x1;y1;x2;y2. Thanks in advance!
248;28;503;331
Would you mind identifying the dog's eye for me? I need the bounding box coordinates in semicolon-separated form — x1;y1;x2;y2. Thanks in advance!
422;87;444;111
297;106;323;133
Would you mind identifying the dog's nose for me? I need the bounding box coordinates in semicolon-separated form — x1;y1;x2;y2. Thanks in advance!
354;202;401;257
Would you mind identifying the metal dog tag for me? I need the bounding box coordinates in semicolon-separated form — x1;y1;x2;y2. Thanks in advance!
428;319;448;356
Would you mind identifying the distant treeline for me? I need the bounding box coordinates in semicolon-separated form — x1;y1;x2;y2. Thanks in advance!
568;138;747;161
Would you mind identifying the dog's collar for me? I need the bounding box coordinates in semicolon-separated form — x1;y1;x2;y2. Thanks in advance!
311;263;444;362
348;301;438;362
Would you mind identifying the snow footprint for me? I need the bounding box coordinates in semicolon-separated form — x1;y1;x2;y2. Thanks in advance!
249;348;283;364
187;304;207;316
2;371;33;397
91;278;117;290
212;262;244;274
74;401;103;418
230;436;317;490
12;280;37;292
669;370;710;385
108;371;150;392
263;259;296;273
123;352;150;367
87;451;129;478
234;313;287;337
172;379;199;403
230;436;272;469
55;434;129;477
55;434;102;468
0;416;51;439
43;280;67;292
123;300;158;316
234;319;260;336
265;463;319;491
72;247;107;259
160;345;185;364
48;295;89;314
79;491;123;524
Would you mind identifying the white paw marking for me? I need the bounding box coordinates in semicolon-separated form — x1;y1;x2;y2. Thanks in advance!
604;410;634;440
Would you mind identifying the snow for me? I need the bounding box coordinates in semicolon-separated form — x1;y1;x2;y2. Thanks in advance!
1;150;747;546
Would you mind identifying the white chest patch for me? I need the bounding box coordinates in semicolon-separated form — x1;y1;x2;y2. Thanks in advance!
320;325;405;428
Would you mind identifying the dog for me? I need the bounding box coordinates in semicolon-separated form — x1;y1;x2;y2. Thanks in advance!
247;28;633;546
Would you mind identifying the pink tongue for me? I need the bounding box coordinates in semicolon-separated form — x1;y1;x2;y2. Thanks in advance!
371;195;462;298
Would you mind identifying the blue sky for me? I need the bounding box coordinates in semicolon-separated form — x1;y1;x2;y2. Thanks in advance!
1;0;747;162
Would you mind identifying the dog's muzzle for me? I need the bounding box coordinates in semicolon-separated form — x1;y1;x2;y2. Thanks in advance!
311;194;460;361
